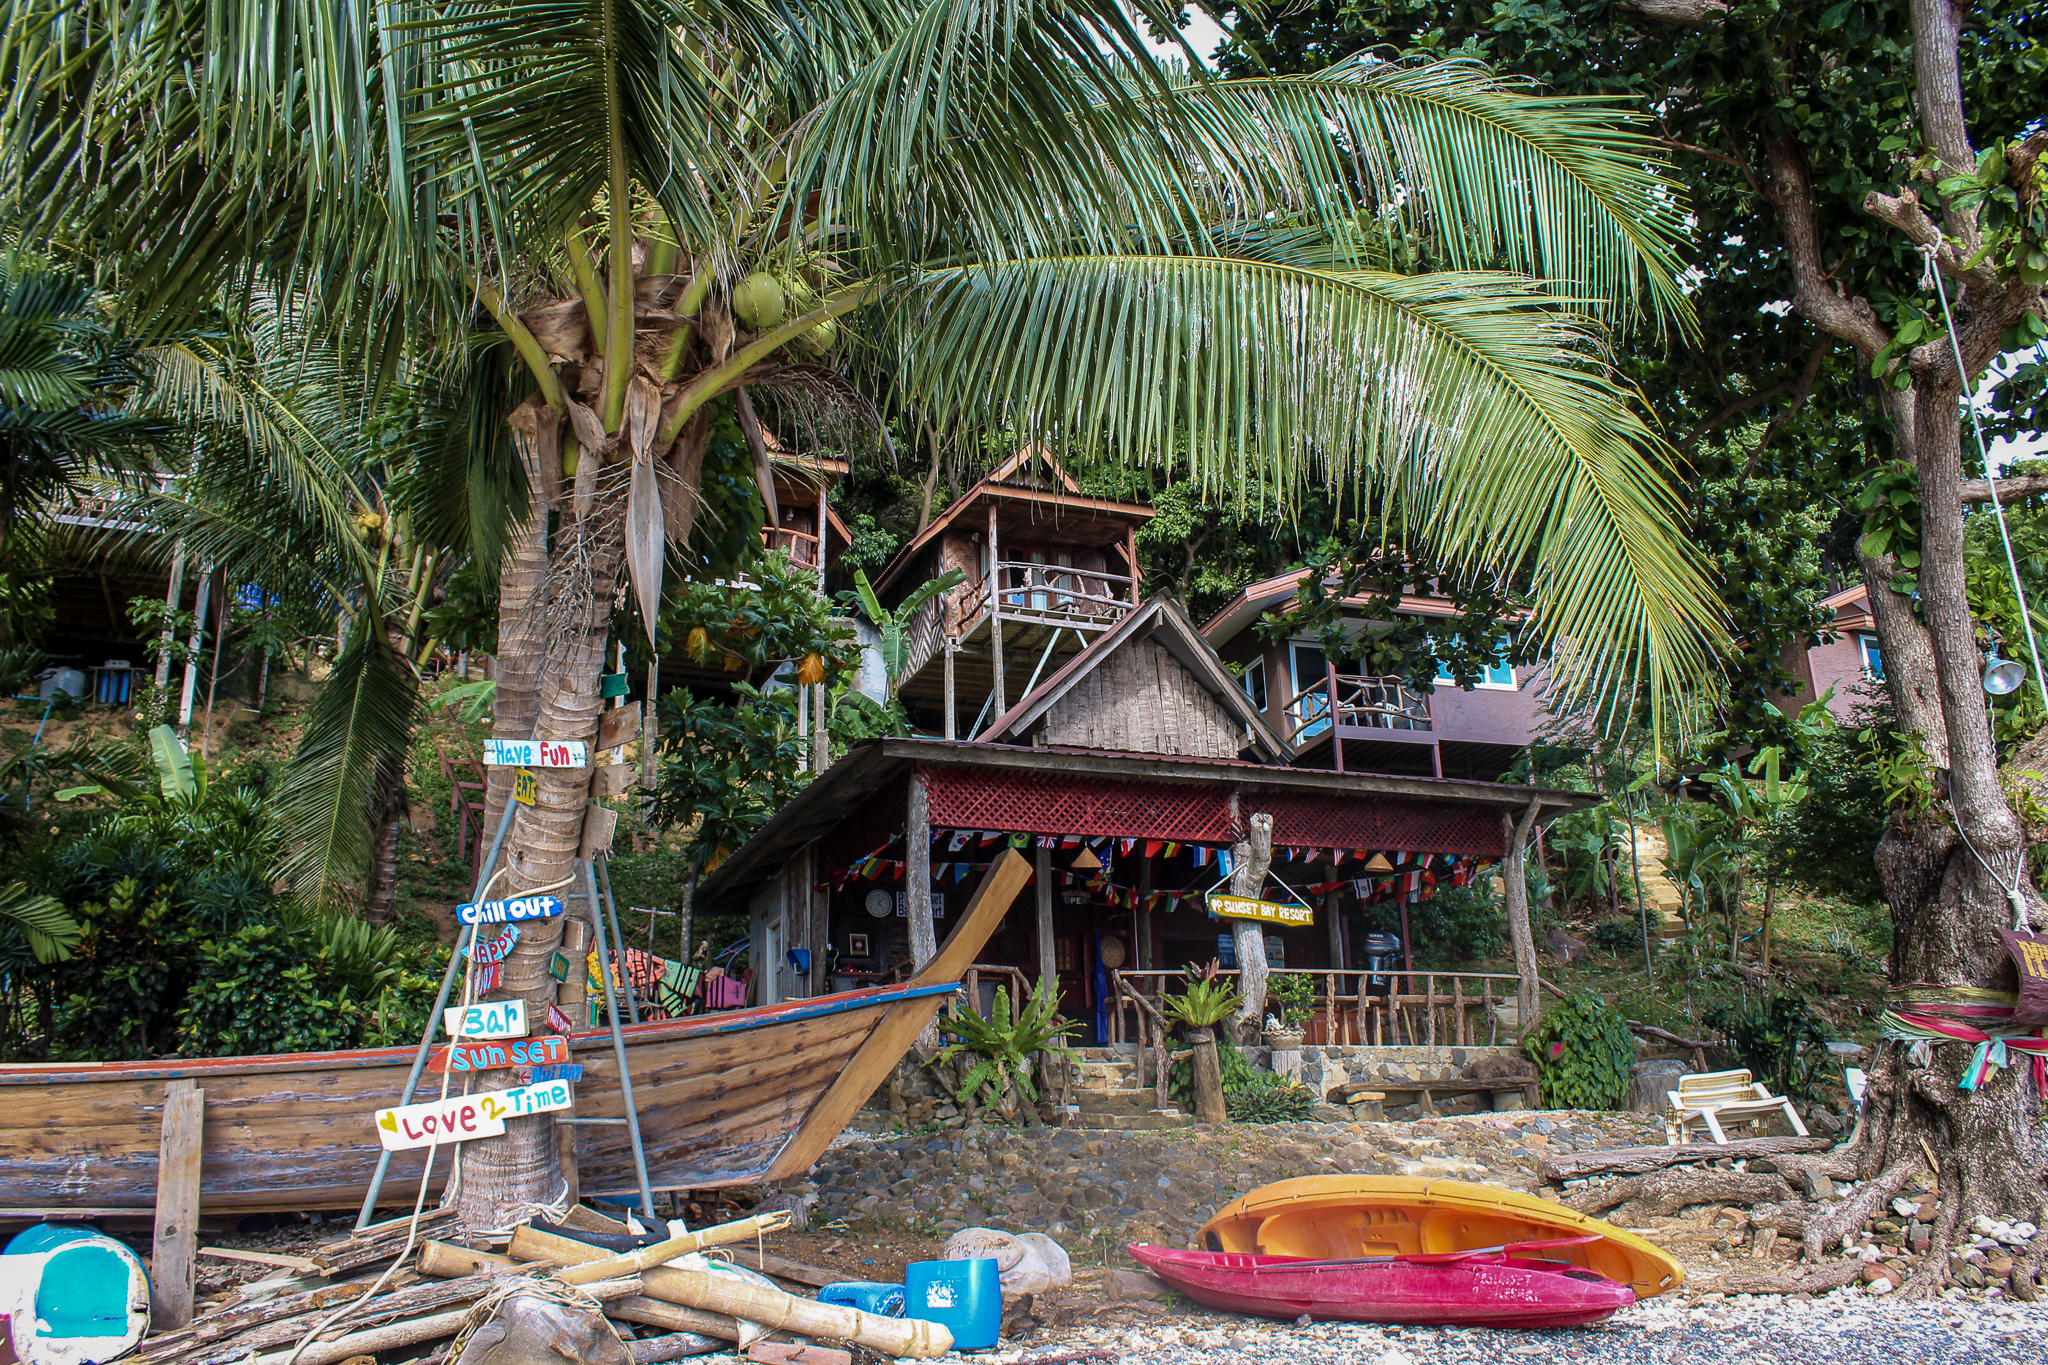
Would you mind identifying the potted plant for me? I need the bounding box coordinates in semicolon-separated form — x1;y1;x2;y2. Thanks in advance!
1263;974;1314;1050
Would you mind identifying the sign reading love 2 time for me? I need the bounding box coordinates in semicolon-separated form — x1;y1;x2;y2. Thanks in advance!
443;999;527;1040
372;1079;575;1150
483;738;587;768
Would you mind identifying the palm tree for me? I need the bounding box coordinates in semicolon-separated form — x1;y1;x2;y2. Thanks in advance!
3;1;1723;1223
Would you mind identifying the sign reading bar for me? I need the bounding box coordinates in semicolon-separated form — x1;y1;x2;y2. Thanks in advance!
375;1094;506;1151
484;738;588;768
1205;892;1315;928
444;999;528;1040
457;894;565;926
430;1034;571;1074
1999;929;2048;1030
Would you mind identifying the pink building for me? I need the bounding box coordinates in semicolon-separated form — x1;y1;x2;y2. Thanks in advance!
1200;571;1549;782
1779;584;1889;721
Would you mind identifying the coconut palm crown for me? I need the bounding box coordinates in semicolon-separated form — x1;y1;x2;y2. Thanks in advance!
2;0;1722;1221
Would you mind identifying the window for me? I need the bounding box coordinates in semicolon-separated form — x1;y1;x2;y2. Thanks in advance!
1240;656;1268;711
1860;634;1884;678
1435;654;1519;690
1289;643;1330;736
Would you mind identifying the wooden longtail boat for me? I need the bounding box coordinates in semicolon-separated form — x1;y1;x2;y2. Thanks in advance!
0;852;1031;1217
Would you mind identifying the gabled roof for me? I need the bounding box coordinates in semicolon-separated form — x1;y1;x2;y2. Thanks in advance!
871;449;1153;595
977;595;1291;763
1820;583;1873;626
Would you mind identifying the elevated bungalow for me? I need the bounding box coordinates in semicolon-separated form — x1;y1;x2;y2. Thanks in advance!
697;595;1592;1051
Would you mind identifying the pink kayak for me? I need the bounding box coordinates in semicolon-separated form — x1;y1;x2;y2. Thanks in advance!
1127;1236;1636;1328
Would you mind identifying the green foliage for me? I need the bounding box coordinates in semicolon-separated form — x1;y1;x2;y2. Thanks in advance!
1522;992;1635;1111
1162;962;1243;1028
1589;916;1646;956
852;567;967;687
1356;882;1502;967
430;679;497;725
1267;973;1314;1028
935;979;1078;1115
175;922;363;1056
1706;993;1831;1100
1225;1069;1318;1124
1768;703;1895;905
661;551;855;685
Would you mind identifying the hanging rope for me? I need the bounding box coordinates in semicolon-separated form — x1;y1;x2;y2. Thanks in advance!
1922;245;2042;931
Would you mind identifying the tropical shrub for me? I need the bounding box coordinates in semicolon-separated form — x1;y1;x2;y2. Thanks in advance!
1162;961;1243;1029
1357;882;1503;966
1226;1070;1317;1123
1589;916;1646;956
1522;992;1635;1110
1706;992;1831;1100
1267;972;1314;1028
935;979;1077;1117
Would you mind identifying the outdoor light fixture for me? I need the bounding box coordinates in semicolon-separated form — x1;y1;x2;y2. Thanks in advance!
1984;657;2026;696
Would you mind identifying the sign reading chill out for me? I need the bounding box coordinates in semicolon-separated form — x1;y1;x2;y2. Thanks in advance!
457;894;565;926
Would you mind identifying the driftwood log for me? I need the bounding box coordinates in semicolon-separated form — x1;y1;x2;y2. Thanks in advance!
309;1209;456;1276
1690;1261;1865;1296
417;1241;741;1343
1537;1137;1832;1181
627;1331;724;1363
149;1273;509;1365
141;1281;375;1360
241;1276;643;1365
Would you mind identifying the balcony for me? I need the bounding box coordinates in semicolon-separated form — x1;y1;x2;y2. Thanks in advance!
892;560;1139;715
1282;670;1440;775
762;525;822;573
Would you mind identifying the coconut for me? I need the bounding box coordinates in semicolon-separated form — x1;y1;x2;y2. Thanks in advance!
800;317;839;353
732;272;786;329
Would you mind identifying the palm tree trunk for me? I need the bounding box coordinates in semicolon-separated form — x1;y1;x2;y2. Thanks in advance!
364;761;408;924
484;501;552;833
457;511;622;1227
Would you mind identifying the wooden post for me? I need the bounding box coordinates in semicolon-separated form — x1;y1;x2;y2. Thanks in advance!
152;1079;205;1330
812;681;827;774
1501;797;1544;1032
1124;525;1140;605
1425;975;1437;1047
1034;841;1055;999
1454;977;1468;1046
1187;1027;1227;1124
1136;853;1153;969
988;504;1006;716
1325;661;1344;773
906;774;937;1048
942;638;956;741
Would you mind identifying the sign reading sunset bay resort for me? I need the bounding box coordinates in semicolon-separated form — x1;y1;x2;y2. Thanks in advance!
1205;892;1315;927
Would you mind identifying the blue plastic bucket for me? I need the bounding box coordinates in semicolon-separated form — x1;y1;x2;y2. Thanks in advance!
2;1223;152;1364
904;1258;1000;1351
816;1281;905;1316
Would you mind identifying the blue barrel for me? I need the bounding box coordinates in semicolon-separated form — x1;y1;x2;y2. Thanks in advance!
905;1258;1000;1351
816;1281;905;1316
2;1223;152;1363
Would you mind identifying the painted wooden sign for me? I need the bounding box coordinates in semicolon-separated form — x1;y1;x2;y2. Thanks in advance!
547;1002;576;1035
1206;892;1315;927
443;999;528;1040
525;1063;584;1084
457;894;565;926
498;1078;575;1117
484;738;588;768
473;962;503;993
468;926;520;963
1998;929;2048;1029
374;1093;506;1151
598;705;641;751
429;1034;571;1074
512;767;538;806
595;763;635;798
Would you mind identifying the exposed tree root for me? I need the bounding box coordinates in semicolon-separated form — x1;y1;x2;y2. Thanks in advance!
1564;1170;1791;1220
2011;1203;2048;1303
1799;1157;1919;1264
1692;1261;1864;1296
1896;1193;1964;1299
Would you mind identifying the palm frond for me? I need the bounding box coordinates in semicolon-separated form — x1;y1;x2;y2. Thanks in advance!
0;881;79;963
272;617;421;910
890;255;1723;723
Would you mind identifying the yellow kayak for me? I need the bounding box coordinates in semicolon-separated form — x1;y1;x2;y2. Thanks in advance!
1199;1176;1682;1299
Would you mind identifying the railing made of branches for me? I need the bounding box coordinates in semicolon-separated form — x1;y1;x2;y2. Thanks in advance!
1109;967;1524;1050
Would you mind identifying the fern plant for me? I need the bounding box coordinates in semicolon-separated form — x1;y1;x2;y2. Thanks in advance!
935;978;1077;1116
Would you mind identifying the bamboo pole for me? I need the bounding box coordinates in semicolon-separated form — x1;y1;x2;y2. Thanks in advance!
604;1296;742;1341
596;1264;951;1359
536;1214;794;1285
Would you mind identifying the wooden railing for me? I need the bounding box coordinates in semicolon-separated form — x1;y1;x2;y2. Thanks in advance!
762;525;822;571
1111;972;1174;1113
1108;967;1524;1050
991;561;1133;627
1283;671;1432;745
957;963;1032;1023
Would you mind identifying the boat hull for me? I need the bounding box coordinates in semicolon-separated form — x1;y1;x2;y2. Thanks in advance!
1128;1244;1635;1329
1199;1175;1681;1299
0;984;949;1214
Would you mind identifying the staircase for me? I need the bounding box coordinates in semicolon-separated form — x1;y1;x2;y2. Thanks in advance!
1066;1046;1191;1130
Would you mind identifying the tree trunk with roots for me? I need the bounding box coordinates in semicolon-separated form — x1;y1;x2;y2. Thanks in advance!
1748;0;2048;1289
1227;812;1275;1042
363;762;408;925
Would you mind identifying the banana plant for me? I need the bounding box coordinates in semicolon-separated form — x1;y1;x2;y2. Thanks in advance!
853;567;966;697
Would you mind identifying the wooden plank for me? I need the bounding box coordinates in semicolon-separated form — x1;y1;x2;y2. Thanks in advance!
152;1079;205;1329
197;1246;319;1273
581;805;620;859
761;848;1032;1182
596;763;635;799
599;705;642;751
725;1250;846;1290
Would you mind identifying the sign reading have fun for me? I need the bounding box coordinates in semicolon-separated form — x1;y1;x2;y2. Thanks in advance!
483;738;587;768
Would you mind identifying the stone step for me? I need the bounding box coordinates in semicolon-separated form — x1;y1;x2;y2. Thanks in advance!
1066;1110;1192;1132
1072;1091;1157;1114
